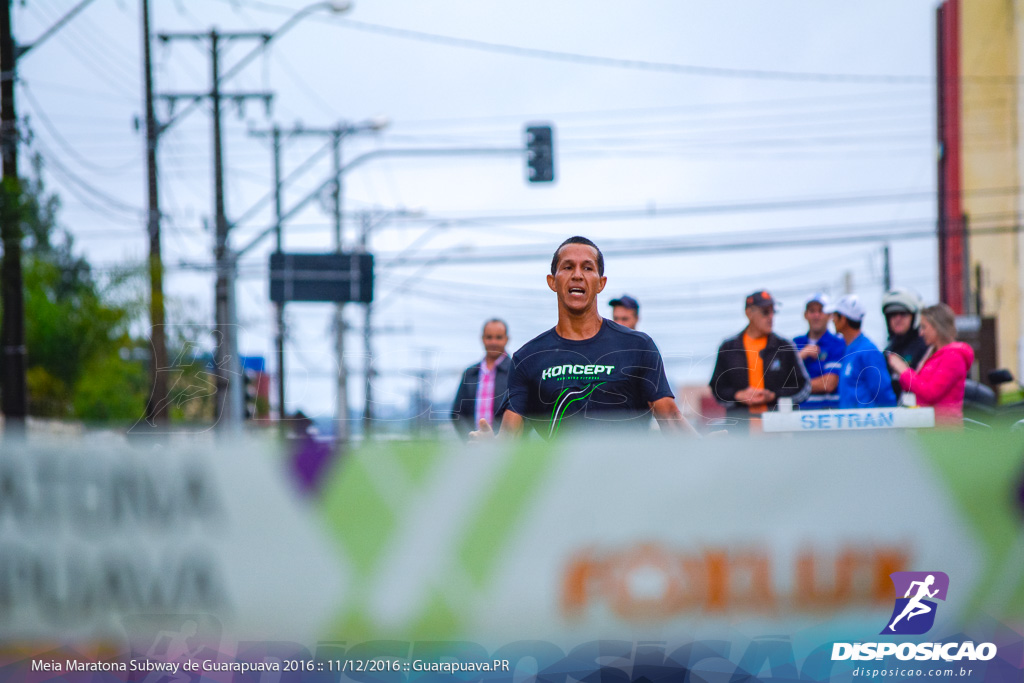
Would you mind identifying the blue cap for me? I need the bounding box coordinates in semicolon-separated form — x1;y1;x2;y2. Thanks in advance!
609;295;639;312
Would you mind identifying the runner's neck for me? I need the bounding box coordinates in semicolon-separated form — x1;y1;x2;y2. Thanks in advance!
555;312;604;341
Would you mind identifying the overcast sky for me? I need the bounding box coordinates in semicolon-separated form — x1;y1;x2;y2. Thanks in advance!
15;0;943;423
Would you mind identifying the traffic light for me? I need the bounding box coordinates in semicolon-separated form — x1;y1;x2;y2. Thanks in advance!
243;368;258;420
525;124;554;183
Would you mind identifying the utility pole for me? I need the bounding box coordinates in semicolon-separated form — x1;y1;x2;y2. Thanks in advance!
158;29;273;430
249;119;386;443
0;0;101;434
0;0;26;433
141;0;168;426
248;124;290;421
360;212;373;435
330;127;348;443
272;126;286;420
882;244;891;292
355;207;422;436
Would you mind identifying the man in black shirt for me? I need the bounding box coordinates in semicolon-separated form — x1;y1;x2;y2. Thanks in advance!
882;288;929;399
471;236;697;439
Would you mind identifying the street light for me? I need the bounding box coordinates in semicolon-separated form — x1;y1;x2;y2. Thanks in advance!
159;1;355;133
259;1;353;57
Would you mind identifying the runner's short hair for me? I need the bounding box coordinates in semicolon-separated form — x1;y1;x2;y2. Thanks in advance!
550;236;604;276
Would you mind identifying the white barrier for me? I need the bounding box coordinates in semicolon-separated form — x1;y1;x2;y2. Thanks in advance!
762;407;935;432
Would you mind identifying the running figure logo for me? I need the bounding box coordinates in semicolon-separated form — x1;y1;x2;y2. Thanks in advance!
881;571;950;635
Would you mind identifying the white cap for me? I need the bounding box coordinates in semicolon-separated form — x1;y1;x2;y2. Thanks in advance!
825;294;867;322
805;292;830;308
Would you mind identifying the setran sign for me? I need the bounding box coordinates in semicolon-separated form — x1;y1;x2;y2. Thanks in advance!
269;252;374;304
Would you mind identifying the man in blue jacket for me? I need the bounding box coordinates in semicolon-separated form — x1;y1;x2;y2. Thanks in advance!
827;294;897;409
793;292;845;409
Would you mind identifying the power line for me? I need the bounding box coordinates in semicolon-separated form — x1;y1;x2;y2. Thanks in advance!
32;1;138;93
29;137;146;218
335;16;1024;86
392;90;934;129
19;80;140;174
223;0;929;85
368;188;943;227
20;77;137;102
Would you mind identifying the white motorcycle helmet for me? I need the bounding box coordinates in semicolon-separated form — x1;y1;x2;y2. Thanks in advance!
881;288;923;330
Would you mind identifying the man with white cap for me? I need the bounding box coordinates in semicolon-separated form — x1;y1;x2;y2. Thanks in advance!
793;292;845;410
828;294;897;409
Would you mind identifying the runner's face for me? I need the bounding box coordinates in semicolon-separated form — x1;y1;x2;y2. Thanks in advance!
612;306;638;329
804;302;829;335
547;244;606;312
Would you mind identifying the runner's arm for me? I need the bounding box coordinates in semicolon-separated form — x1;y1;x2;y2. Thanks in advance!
650;397;701;437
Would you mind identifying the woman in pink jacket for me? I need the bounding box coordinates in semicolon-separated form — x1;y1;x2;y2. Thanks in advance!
886;303;974;425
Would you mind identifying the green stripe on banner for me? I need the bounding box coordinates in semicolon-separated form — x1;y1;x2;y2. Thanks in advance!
326;608;376;642
409;590;462;640
457;440;560;589
918;429;1024;618
389;440;443;484
320;456;397;579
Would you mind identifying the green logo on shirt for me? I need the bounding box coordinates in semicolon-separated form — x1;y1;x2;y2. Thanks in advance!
541;364;615;381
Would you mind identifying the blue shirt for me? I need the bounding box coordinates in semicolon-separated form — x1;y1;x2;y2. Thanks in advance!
793;330;846;410
837;334;897;409
503;319;674;439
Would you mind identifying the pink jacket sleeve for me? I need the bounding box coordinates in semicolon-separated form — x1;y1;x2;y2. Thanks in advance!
899;358;959;404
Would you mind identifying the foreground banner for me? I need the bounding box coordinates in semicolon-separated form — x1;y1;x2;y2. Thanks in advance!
1;429;1022;682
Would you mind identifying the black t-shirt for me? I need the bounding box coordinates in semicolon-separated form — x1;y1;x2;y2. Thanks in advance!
502;319;674;439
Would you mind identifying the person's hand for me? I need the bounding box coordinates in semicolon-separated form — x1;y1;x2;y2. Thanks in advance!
468;418;495;441
799;344;820;360
887;351;909;375
763;389;776;403
735;388;767;405
734;387;754;404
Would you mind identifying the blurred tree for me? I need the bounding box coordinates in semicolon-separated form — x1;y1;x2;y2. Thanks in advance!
3;156;150;420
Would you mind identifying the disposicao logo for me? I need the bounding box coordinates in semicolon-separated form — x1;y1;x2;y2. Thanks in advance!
831;571;997;662
882;571;948;635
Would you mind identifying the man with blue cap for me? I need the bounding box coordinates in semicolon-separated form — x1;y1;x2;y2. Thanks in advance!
608;294;640;330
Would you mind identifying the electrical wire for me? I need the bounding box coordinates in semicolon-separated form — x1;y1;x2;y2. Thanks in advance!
393;89;934;129
19;80;142;175
219;0;929;84
28;136;146;219
32;2;140;93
